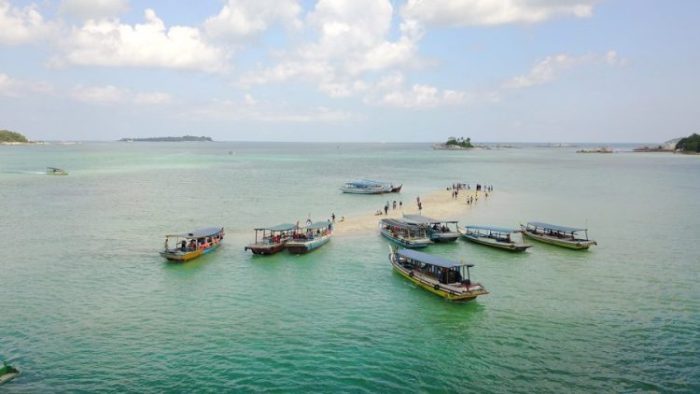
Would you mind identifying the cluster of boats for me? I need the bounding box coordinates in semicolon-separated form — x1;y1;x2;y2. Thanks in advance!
378;216;597;252
340;179;402;194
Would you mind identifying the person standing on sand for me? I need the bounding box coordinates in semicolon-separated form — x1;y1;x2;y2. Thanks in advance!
399;201;403;209
331;213;336;223
384;204;388;215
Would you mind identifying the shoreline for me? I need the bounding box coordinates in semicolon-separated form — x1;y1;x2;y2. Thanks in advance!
332;188;488;237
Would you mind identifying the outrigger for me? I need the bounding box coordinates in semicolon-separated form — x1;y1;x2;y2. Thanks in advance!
379;218;432;248
286;221;332;254
0;361;19;385
460;225;531;252
160;227;224;262
402;214;460;243
520;222;597;250
389;247;488;301
245;223;296;255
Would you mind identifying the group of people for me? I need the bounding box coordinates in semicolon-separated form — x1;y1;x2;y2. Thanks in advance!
375;200;403;216
176;235;222;252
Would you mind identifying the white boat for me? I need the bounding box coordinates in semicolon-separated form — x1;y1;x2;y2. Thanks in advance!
286;221;333;254
379;218;432;248
402;214;460;243
340;179;401;194
520;222;597;250
459;225;531;252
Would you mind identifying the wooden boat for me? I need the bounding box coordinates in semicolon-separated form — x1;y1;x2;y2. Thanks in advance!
459;225;531;252
379;218;432;248
244;223;296;255
286;221;332;254
46;167;68;175
0;361;19;385
160;227;224;262
520;222;597;250
402;214;460;242
389;247;488;302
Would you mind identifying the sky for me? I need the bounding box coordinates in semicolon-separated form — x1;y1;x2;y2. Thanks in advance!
0;0;698;142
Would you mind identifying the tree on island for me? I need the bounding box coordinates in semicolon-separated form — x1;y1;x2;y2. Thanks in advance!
445;136;473;148
0;129;29;143
676;133;700;153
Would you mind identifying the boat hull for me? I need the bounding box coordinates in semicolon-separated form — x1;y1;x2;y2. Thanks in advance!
390;254;487;301
380;229;431;248
521;229;596;250
245;242;285;255
286;234;331;254
160;243;220;262
460;232;531;252
0;371;19;385
429;231;460;243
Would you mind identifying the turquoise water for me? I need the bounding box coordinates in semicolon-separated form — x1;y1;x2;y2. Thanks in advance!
1;143;699;392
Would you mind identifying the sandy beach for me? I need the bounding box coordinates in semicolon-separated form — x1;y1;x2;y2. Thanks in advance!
333;188;487;236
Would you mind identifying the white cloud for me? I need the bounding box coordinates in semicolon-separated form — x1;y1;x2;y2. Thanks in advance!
60;0;129;20
0;72;53;96
205;0;302;40
504;50;624;89
71;84;171;105
241;0;423;98
368;75;466;109
0;0;52;45
55;9;228;73
402;0;597;27
189;98;360;123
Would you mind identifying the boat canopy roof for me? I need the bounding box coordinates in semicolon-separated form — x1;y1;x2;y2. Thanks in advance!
255;223;296;232
527;222;586;232
360;178;395;186
397;249;473;269
305;220;331;230
345;179;384;187
466;225;516;233
381;218;418;228
167;227;223;238
47;167;64;170
403;214;456;225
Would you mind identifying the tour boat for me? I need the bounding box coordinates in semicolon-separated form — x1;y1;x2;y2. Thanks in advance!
0;361;19;385
245;223;296;255
459;225;531;252
520;222;597;250
379;218;432;248
389;247;488;302
46;167;68;176
160;227;224;262
340;179;402;194
286;221;332;254
402;214;460;242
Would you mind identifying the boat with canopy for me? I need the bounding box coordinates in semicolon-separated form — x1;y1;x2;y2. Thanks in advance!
160;227;224;262
520;222;597;250
286;221;332;254
46;167;68;176
0;361;19;385
460;225;531;252
245;223;296;255
340;179;401;194
379;218;432;248
388;247;488;301
402;214;460;242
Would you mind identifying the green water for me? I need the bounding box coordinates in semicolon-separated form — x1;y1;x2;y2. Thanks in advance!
1;143;698;392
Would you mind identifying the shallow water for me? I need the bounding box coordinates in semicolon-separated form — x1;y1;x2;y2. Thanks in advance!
1;142;699;392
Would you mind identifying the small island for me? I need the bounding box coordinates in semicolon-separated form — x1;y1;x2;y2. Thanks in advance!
577;147;613;154
675;133;700;153
433;137;474;150
0;129;30;144
119;135;213;142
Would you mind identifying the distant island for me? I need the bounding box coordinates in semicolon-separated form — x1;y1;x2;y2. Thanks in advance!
0;129;30;144
119;135;213;142
577;147;613;154
433;137;474;150
675;133;700;153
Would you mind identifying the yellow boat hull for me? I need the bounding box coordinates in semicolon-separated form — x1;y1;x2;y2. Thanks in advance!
392;265;487;302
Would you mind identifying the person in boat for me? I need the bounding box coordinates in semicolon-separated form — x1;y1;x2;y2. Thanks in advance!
164;238;169;251
180;240;187;252
189;239;197;251
306;218;312;226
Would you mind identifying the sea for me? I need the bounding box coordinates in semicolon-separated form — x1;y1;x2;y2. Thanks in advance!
1;142;698;392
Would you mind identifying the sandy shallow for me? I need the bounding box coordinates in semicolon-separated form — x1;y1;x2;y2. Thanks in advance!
333;188;490;236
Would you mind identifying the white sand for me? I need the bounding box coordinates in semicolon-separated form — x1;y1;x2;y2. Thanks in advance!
333;188;489;236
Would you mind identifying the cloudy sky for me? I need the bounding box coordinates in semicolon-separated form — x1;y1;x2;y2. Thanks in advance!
1;0;698;142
